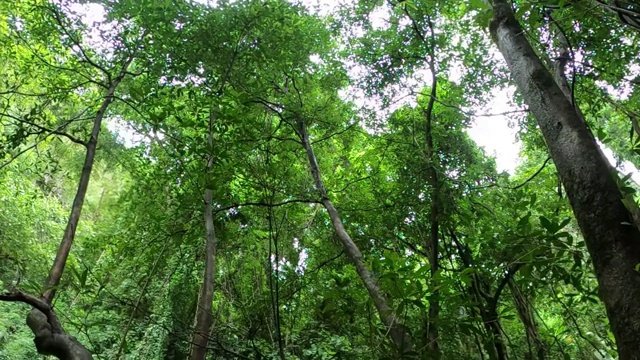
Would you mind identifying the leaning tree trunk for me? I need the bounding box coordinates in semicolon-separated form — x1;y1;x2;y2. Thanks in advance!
547;13;640;228
490;1;640;358
20;56;133;360
297;118;414;355
190;111;218;360
42;59;132;303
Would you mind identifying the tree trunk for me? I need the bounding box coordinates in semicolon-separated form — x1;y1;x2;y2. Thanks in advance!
190;111;218;360
490;2;640;358
42;59;131;302
297;119;414;355
424;90;441;359
450;229;506;360
425;196;440;359
509;281;546;360
18;56;134;360
484;309;507;360
548;14;640;228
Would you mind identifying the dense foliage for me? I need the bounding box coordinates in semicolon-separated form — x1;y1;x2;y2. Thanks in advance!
1;0;640;359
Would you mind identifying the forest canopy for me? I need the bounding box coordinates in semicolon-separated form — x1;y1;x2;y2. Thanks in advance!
1;0;640;359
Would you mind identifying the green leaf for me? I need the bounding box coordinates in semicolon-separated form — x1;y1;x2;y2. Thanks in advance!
558;217;571;230
539;216;555;233
469;0;491;10
518;212;531;228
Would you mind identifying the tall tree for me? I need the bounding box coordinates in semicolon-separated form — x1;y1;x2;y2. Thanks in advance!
0;1;142;358
489;0;640;357
3;0;640;358
189;111;219;360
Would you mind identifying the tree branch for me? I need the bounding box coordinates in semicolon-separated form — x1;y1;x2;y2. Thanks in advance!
490;263;524;311
48;4;112;80
510;157;552;190
213;199;322;215
4;114;87;146
0;290;51;315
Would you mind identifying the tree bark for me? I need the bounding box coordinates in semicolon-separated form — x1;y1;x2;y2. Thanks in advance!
42;58;132;302
425;183;441;359
490;2;640;358
13;56;134;360
0;291;92;360
450;230;506;360
484;309;506;360
509;281;546;360
547;13;640;229
297;119;414;355
424;90;441;359
190;111;218;360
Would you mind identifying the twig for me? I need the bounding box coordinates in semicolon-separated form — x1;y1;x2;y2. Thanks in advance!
213;199;321;215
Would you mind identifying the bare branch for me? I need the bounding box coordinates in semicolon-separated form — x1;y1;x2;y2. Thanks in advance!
48;4;112;80
213;199;322;215
1;113;87;146
0;290;51;314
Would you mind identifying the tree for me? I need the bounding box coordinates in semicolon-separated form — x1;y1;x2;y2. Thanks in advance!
489;0;640;358
2;0;638;358
0;1;141;358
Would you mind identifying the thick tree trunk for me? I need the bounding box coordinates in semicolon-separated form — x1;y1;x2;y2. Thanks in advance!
0;291;92;360
548;16;640;228
190;112;218;360
297;119;414;355
26;308;92;360
490;2;640;358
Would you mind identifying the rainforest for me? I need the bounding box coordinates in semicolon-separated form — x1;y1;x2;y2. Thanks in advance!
1;0;640;359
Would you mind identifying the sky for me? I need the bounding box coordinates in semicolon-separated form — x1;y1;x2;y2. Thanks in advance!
72;0;639;180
